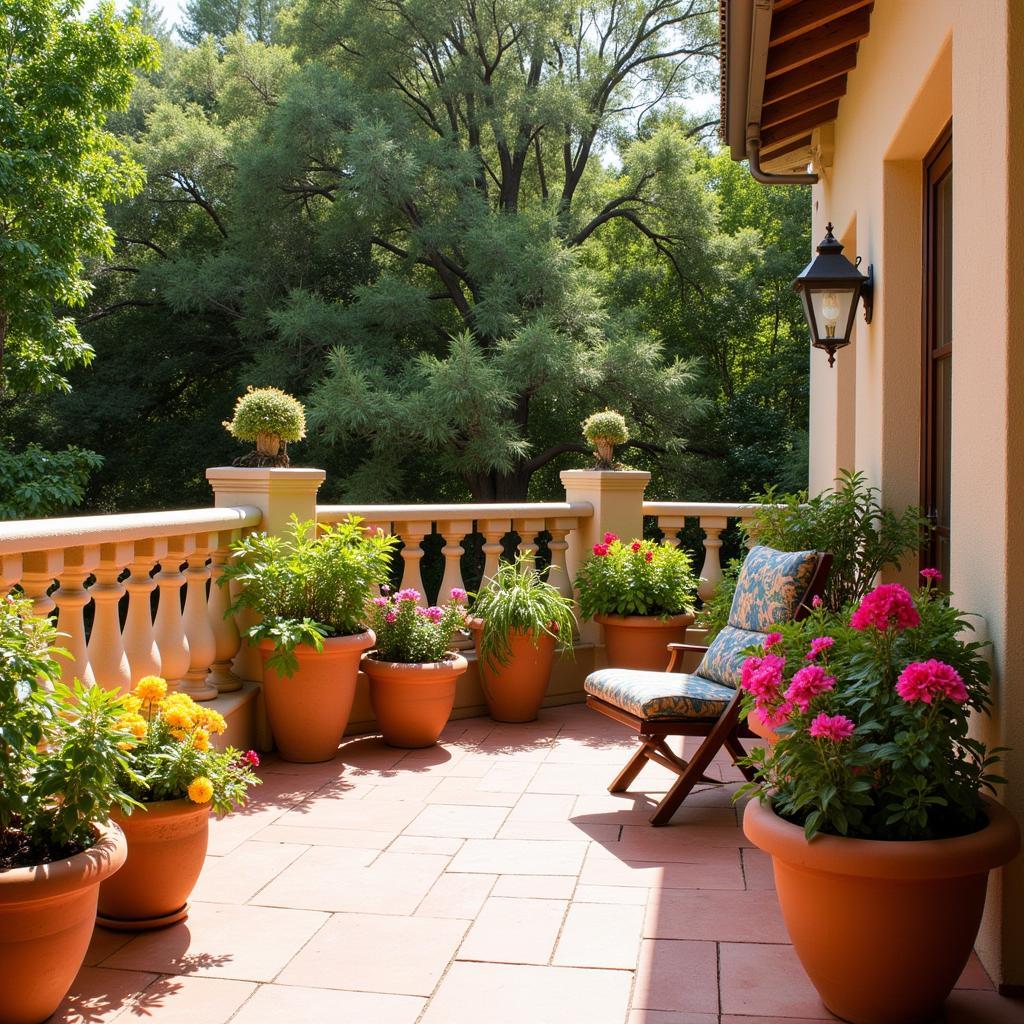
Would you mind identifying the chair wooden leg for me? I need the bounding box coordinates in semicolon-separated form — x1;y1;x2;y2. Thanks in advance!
609;739;655;793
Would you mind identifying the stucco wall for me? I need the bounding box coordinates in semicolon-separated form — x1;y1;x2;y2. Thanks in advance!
807;0;1023;988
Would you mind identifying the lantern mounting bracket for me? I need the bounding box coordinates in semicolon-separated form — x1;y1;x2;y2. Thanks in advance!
855;257;875;325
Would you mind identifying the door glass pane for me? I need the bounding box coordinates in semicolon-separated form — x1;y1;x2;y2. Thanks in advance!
938;174;953;349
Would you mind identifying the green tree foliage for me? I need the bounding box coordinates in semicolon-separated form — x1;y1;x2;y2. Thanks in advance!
178;0;285;45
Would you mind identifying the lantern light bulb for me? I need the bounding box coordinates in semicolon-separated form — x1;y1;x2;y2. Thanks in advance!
821;291;841;337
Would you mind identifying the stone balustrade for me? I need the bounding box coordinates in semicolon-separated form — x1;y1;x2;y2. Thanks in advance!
643;501;761;602
0;506;262;701
315;502;594;605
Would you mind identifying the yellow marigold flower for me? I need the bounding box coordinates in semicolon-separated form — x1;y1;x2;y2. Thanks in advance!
115;712;147;739
122;695;143;714
195;707;227;735
117;740;134;751
187;776;214;804
193;728;210;751
135;676;167;703
163;706;195;730
170;728;188;742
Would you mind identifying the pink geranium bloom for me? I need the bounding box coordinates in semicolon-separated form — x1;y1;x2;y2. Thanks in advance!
805;636;835;660
809;713;856;742
592;543;609;557
756;699;793;729
450;588;467;604
396;588;421;603
811;595;823;608
603;532;619;544
384;610;398;624
740;654;786;702
763;632;783;649
920;568;943;583
896;659;968;704
784;664;836;711
631;541;642;552
850;583;921;632
372;596;389;607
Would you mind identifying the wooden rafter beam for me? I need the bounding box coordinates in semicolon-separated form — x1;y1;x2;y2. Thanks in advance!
761;75;848;130
769;0;874;48
766;10;871;79
761;134;813;162
760;100;839;149
762;45;859;105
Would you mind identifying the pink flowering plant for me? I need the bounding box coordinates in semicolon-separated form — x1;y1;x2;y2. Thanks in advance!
574;534;699;619
738;572;1005;841
366;586;468;663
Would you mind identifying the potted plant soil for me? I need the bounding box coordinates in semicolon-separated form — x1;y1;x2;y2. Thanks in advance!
737;572;1020;1024
223;386;307;468
221;515;396;762
575;534;699;670
96;676;261;931
468;558;577;723
0;594;136;1024
363;587;469;747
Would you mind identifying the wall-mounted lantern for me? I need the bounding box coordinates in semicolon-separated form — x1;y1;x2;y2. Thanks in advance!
792;223;874;367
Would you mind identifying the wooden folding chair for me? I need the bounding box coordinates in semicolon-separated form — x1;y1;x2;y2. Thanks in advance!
584;546;832;826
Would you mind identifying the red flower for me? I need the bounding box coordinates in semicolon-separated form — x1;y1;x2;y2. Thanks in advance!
631;541;642;552
850;584;920;633
644;550;653;563
603;532;618;544
243;750;261;768
592;543;609;557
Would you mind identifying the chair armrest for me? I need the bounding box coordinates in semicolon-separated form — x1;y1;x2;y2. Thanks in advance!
666;643;709;654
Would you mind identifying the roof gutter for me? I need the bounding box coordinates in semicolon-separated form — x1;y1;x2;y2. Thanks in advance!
726;0;818;185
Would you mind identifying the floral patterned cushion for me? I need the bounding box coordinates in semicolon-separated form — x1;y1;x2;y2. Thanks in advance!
585;668;737;720
695;624;764;689
727;545;820;633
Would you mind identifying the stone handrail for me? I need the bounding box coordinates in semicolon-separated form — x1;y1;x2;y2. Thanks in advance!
0;505;263;700
317;501;594;605
643;500;762;602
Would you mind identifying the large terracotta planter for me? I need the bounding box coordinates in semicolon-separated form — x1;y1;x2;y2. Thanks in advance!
97;800;211;931
363;653;468;748
469;619;557;723
743;796;1021;1024
0;821;127;1024
260;631;374;762
595;613;694;671
746;707;782;745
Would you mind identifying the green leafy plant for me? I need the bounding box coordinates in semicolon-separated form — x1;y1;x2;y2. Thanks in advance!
0;594;139;868
366;586;467;663
582;410;630;468
221;515;397;675
737;574;1004;841
575;533;699;619
115;676;260;817
698;471;928;639
0;440;104;520
223;386;307;467
471;557;577;669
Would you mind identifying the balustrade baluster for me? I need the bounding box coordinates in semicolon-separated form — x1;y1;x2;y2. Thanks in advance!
513;518;544;573
479;519;510;584
437;519;471;601
123;539;165;683
657;516;687;548
21;550;63;621
547;520;576;602
697;516;728;602
153;536;193;692
53;546;99;687
394;521;430;605
208;531;242;693
1;554;22;595
87;542;132;693
180;534;218;701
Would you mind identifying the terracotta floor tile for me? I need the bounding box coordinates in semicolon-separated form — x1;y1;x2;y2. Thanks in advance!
741;848;776;891
250;824;394;849
191;841;308;904
506;793;578;821
573;883;650;905
50;967;159;1024
719;942;831;1019
336;737;409;771
424;777;522;807
719;1017;839;1023
277;912;468;995
944;989;1024;1023
571;791;667;824
528;762;674;795
645;888;788;942
229;983;425;1024
956;952;995;990
388;834;464;855
546;735;644;765
109;976;256;1023
627;1013;718;1024
103;902;328;982
496;817;620;842
448;838;588;875
273;796;421;832
419;961;633;1024
580;847;745;891
403;803;509;839
252;848;448;914
477;761;541;793
415;871;497;919
492;874;577;899
458;896;567;964
632;939;719;1014
552;901;644;969
84;926;133;966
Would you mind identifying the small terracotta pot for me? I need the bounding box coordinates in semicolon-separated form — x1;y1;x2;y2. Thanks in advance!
260;631;374;762
97;800;211;931
0;821;127;1024
363;653;468;748
595;613;694;671
469;619;557;723
743;796;1021;1024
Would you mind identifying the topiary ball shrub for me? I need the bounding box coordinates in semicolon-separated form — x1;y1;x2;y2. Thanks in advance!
582;409;629;468
224;387;306;467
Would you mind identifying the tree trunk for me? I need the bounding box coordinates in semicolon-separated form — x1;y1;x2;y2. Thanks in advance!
464;464;533;502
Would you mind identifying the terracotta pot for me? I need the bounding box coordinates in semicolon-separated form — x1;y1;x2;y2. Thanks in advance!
469;619;557;723
363;653;468;748
97;800;211;931
0;821;127;1024
260;631;374;763
746;707;782;745
595;613;694;671
743;796;1021;1024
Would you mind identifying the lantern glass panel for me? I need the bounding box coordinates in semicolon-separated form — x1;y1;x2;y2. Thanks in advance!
808;286;856;343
